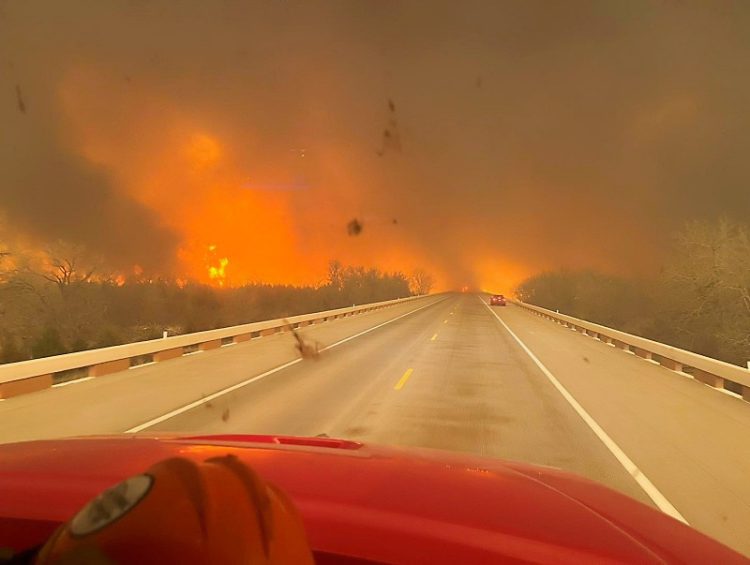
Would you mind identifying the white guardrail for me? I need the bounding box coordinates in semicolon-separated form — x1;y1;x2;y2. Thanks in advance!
511;299;750;403
0;295;431;399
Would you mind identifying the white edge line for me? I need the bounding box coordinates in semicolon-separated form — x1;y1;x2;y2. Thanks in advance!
716;386;742;399
317;298;439;352
125;297;444;433
129;362;156;370
52;376;95;388
480;297;688;524
522;304;746;406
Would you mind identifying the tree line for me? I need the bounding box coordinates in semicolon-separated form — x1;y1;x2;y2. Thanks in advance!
516;219;750;367
0;248;433;363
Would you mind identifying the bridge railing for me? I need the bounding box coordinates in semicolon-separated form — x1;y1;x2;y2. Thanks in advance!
511;300;750;403
0;295;430;399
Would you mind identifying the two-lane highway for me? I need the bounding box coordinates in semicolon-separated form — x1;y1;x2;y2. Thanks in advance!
148;293;651;510
1;293;749;555
114;292;750;556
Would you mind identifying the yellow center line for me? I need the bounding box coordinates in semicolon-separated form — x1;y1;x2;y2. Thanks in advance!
394;368;414;390
430;333;438;341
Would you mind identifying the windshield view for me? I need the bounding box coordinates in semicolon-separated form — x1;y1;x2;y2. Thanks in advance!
1;2;750;563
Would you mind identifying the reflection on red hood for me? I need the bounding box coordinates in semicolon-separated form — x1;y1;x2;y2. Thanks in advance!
0;434;745;564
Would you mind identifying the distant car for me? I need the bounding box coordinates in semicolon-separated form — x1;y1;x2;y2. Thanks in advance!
489;294;506;306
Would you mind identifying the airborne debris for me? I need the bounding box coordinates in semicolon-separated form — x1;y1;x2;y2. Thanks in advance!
294;331;321;360
283;319;321;360
376;98;401;156
15;85;26;114
221;408;230;422
347;218;363;236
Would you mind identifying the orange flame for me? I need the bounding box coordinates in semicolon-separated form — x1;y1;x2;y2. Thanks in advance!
56;71;455;289
208;257;229;286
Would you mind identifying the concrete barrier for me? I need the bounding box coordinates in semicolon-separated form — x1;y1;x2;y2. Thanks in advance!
0;374;53;397
198;340;222;351
90;359;130;377
0;294;432;399
511;299;750;403
153;348;183;362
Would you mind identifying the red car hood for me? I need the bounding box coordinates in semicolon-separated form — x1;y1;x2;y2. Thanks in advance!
0;434;744;564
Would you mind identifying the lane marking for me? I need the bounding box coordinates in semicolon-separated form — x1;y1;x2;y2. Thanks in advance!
717;387;742;399
125;298;444;433
129;362;156;370
52;376;95;388
394;368;414;390
430;333;438;341
479;297;688;524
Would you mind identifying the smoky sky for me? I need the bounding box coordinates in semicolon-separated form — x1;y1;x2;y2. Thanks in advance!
1;1;750;286
0;5;180;270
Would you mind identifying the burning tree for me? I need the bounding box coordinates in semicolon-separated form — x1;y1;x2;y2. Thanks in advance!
34;241;102;291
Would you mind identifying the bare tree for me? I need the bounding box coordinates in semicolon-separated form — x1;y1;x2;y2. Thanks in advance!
660;218;750;362
410;269;435;295
0;218;14;284
0;251;11;285
327;260;344;290
36;241;99;291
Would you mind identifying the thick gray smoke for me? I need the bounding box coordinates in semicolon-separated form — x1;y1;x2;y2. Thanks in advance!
1;1;750;286
0;96;179;270
0;6;179;270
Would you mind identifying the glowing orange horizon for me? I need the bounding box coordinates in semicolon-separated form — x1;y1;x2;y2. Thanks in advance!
54;68;531;292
